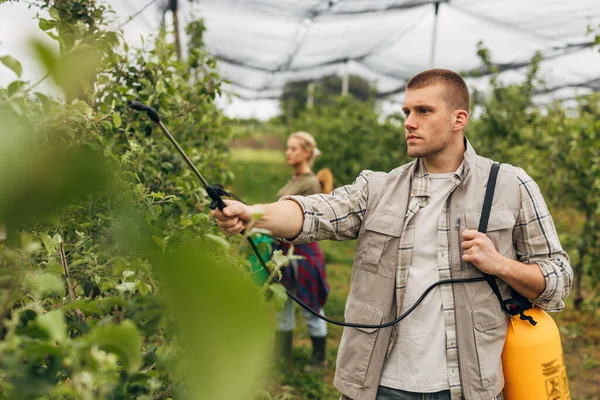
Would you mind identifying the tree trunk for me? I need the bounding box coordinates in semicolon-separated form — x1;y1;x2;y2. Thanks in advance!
573;210;593;309
169;0;182;60
573;259;584;310
287;98;294;127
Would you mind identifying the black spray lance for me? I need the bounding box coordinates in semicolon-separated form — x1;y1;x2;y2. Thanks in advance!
127;101;270;285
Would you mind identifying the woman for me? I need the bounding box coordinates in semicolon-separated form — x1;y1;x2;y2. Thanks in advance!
274;131;330;371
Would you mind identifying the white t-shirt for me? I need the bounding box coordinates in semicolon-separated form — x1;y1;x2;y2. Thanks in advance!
380;172;456;393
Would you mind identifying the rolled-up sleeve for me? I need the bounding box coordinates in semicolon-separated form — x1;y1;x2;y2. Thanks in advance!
514;168;573;311
279;170;371;243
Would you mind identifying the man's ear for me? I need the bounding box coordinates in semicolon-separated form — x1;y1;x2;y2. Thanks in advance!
454;109;469;131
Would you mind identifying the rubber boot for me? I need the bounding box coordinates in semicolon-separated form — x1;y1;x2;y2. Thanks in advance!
304;336;328;372
273;330;293;363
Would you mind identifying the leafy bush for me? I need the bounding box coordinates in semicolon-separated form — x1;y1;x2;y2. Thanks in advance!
293;96;408;186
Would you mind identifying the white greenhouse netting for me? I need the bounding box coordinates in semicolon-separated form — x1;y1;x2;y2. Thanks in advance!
1;0;599;112
116;0;600;104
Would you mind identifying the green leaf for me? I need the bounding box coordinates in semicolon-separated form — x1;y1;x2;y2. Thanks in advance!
204;233;230;250
49;7;60;20
90;321;142;374
72;99;93;117
268;283;288;311
112;112;122;128
0;55;23;77
63;299;103;315
37;310;67;342
97;297;128;310
45;261;64;275
149;191;165;200
24;272;64;299
151;241;273;399
39;232;58;255
23;341;63;359
271;249;289;268
111;258;151;275
7;80;25;96
39;18;56;31
152;235;167;250
136;281;150;295
100;120;113;132
35;92;52;111
31;39;57;78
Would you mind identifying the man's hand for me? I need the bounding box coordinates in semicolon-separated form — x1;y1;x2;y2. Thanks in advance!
211;200;258;236
212;199;303;240
461;229;506;275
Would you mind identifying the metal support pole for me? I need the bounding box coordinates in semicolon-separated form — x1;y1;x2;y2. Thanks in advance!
429;2;440;68
341;61;349;96
307;82;315;109
169;0;182;60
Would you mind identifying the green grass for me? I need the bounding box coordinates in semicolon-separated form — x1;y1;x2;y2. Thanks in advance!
229;149;289;204
232;148;600;400
232;148;287;164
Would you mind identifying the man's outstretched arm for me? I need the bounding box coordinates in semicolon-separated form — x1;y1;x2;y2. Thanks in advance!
212;170;372;243
212;199;304;240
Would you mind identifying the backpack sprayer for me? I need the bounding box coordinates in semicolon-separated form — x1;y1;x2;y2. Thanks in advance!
128;100;570;399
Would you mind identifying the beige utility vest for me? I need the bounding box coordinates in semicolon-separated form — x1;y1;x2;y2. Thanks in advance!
334;152;521;400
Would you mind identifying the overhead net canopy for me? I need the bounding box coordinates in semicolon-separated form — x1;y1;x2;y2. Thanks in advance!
111;0;600;105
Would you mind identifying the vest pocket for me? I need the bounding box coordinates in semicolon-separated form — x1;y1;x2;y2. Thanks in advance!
337;297;384;385
361;211;403;278
472;307;509;388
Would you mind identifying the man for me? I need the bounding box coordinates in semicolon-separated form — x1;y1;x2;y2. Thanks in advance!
212;69;572;400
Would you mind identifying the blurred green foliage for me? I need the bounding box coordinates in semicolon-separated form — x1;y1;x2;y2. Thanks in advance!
0;1;274;399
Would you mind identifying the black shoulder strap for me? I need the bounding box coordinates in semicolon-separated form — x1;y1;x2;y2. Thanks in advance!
478;163;500;233
478;163;536;325
478;163;508;314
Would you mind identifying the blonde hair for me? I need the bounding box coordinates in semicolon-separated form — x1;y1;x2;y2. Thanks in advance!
289;131;322;167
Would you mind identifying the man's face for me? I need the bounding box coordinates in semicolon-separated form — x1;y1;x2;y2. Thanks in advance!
402;83;456;159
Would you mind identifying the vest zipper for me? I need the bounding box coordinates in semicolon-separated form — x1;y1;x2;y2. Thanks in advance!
453;215;467;399
455;217;464;270
446;182;467;398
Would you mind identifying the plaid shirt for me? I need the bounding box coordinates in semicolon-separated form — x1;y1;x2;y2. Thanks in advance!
283;143;572;399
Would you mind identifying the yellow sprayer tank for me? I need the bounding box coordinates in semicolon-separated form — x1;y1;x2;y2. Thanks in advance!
501;307;570;400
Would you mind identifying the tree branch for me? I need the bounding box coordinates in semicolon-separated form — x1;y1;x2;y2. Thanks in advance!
60;240;85;323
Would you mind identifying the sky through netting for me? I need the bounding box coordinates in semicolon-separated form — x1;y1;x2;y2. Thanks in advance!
1;0;599;118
